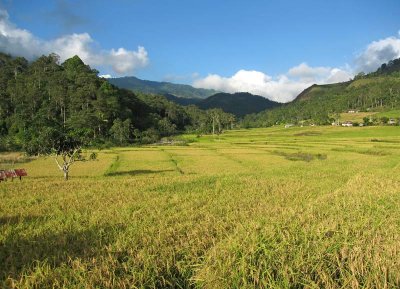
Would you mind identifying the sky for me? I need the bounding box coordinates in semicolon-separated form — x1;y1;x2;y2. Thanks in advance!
0;0;399;102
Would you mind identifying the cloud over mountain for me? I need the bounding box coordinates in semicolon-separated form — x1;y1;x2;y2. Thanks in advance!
355;32;400;73
0;9;148;75
194;32;400;103
193;64;352;103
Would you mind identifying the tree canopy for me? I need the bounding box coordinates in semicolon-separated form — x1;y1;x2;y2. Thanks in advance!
0;53;236;153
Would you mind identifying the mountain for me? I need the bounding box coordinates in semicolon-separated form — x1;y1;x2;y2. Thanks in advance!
108;76;217;99
243;58;400;126
294;57;400;105
163;93;201;106
197;92;281;117
109;77;281;117
371;58;400;76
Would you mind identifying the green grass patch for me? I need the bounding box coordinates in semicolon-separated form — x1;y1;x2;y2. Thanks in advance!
273;150;327;162
103;154;121;176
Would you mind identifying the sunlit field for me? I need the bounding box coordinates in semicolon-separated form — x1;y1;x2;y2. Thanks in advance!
1;126;400;288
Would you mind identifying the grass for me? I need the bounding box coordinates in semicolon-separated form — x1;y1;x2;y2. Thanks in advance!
1;126;400;288
272;150;327;162
337;110;400;123
338;112;374;122
373;110;400;119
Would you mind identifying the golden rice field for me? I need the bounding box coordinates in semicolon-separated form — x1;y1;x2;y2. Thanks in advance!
1;126;400;288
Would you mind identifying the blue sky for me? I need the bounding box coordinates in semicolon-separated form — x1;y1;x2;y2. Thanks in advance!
1;0;399;101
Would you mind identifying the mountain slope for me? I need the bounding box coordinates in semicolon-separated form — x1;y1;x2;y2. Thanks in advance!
243;58;400;126
163;94;201;106
198;92;281;117
108;76;217;99
294;57;400;105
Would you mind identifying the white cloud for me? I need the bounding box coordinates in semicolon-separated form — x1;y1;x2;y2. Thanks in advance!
193;64;352;103
107;47;148;75
0;9;148;75
194;31;400;103
99;74;112;79
355;34;400;73
288;63;331;81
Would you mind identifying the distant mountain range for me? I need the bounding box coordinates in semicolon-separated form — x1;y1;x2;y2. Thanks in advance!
109;58;400;120
197;92;280;117
108;76;217;99
109;77;281;117
163;94;202;105
163;92;281;117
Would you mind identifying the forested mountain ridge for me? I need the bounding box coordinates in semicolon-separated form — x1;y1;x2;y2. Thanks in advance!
197;92;281;117
242;58;400;127
108;76;217;99
294;58;400;104
0;53;235;151
163;94;201;106
161;92;281;117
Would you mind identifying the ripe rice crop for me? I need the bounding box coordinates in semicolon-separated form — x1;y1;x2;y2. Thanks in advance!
1;126;400;288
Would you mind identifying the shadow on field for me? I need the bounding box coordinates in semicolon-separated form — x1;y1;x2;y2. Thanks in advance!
0;217;123;282
105;169;174;177
0;215;44;226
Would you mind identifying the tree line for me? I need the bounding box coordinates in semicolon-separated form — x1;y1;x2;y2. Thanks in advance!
0;53;235;152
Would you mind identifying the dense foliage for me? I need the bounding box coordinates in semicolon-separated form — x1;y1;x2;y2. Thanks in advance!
0;53;235;152
242;59;400;127
197;92;281;117
163;93;201;106
110;82;282;117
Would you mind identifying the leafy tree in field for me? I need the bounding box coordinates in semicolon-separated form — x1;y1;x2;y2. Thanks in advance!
110;118;131;145
158;118;177;136
24;125;93;180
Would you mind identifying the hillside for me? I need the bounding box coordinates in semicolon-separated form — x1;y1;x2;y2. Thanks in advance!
197;92;281;117
0;53;236;151
163;94;201;106
294;57;400;106
241;58;400;127
108;76;217;99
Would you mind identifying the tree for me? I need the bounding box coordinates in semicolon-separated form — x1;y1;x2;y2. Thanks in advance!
158;117;177;136
380;116;389;125
208;109;221;135
353;72;365;80
110;118;131;145
24;126;93;180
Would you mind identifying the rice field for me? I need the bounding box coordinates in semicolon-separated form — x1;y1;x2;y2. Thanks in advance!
1;126;400;288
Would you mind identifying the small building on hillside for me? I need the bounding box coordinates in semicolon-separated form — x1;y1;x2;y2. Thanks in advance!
342;121;353;127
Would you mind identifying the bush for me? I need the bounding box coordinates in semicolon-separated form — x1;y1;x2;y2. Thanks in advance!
0;135;22;152
140;128;160;144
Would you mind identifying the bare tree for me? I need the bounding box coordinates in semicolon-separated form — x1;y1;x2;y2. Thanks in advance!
53;148;84;180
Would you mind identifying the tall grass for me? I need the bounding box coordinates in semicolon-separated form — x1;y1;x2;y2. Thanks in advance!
1;126;400;288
